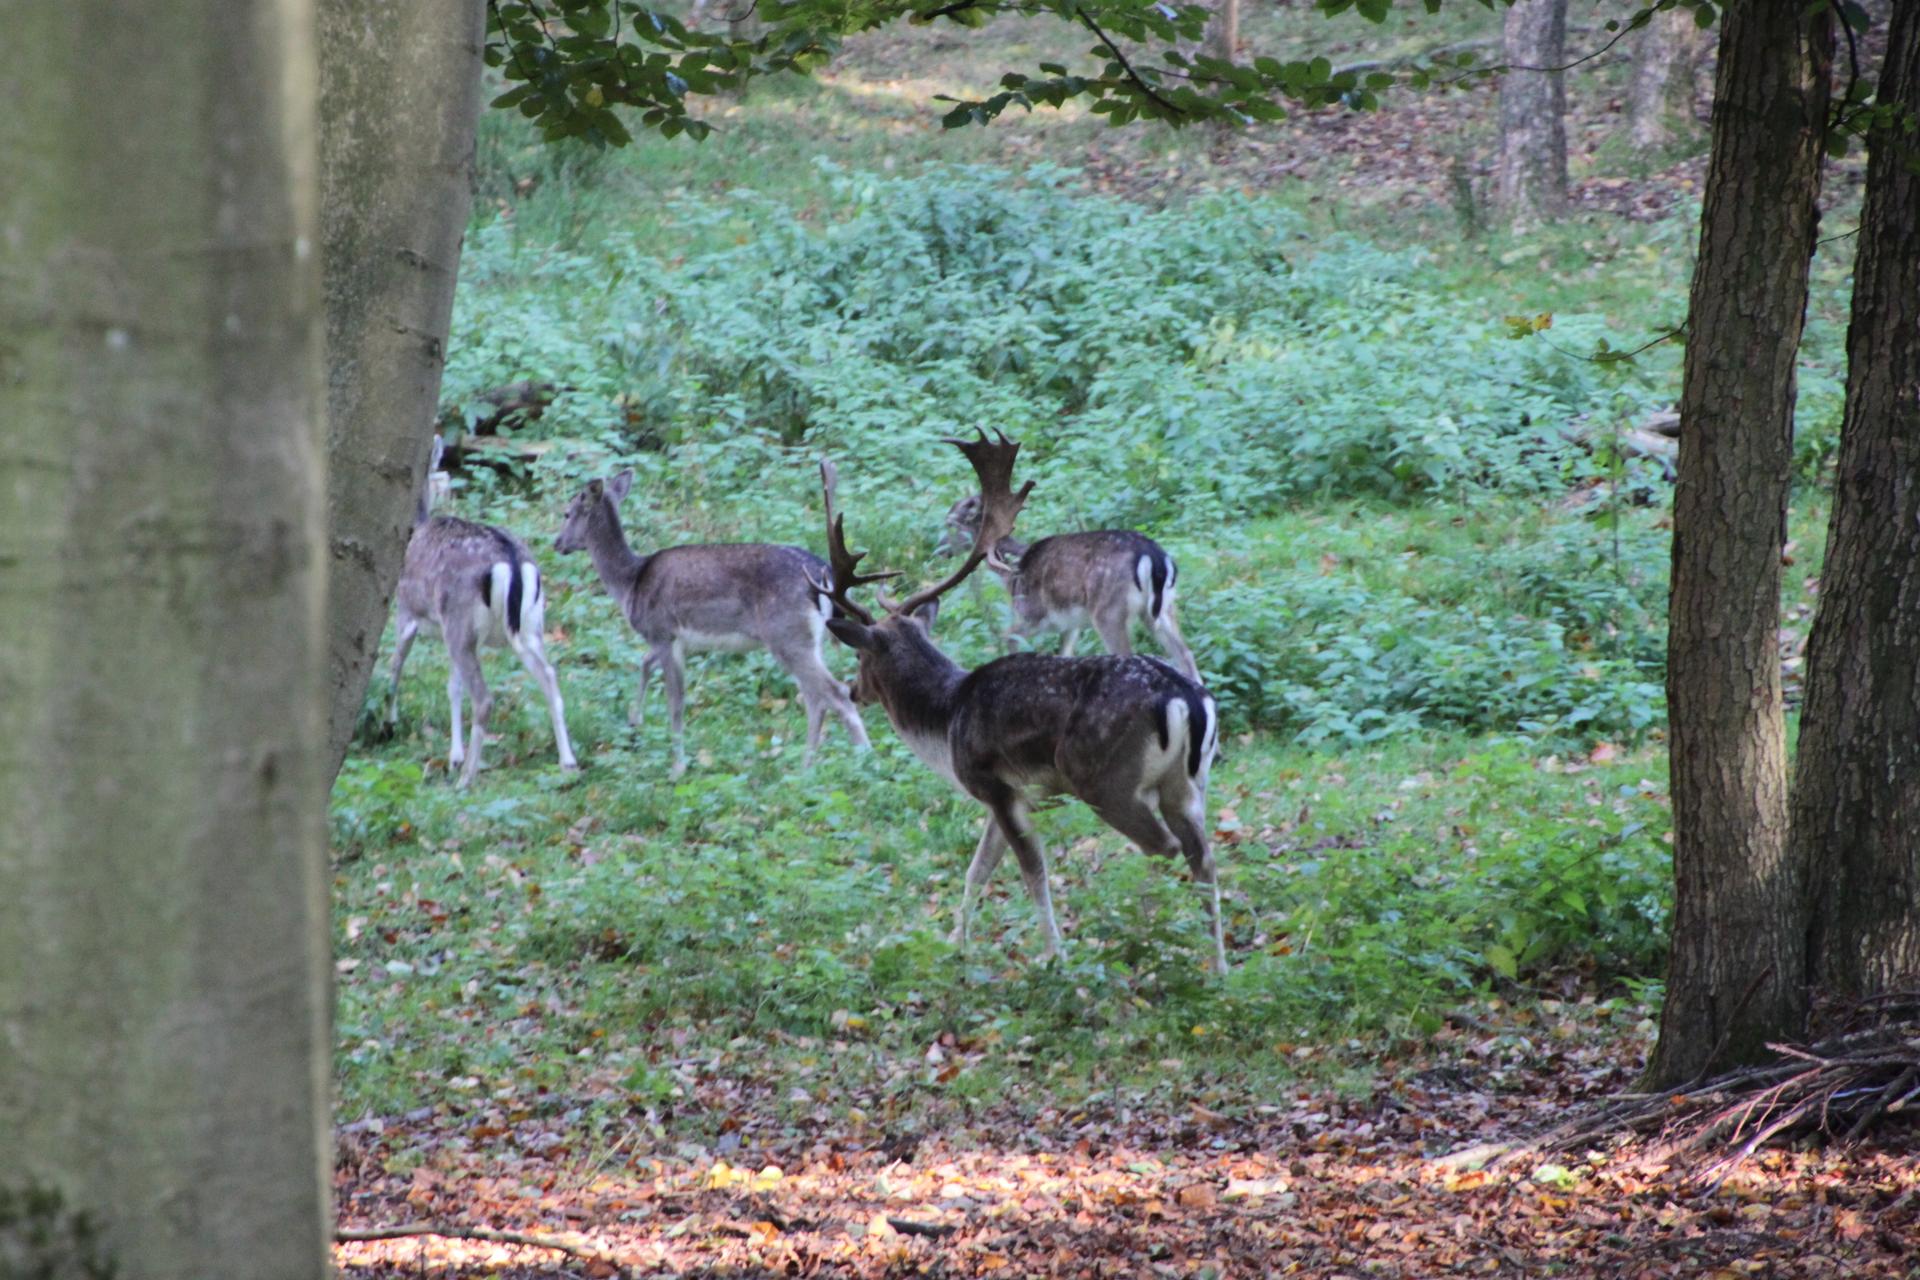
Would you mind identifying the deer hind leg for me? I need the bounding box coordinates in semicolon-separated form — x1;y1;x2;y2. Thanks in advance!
1151;595;1201;683
508;622;578;772
447;635;491;789
981;792;1064;961
778;630;870;763
950;819;1009;950
385;610;421;737
1157;780;1227;975
1090;604;1135;660
662;641;689;778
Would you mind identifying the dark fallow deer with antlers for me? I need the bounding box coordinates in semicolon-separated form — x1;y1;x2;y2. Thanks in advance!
935;497;1200;682
815;434;1227;973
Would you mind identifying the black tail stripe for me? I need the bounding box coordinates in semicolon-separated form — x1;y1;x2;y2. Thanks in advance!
1150;549;1171;623
1183;687;1207;777
506;564;525;636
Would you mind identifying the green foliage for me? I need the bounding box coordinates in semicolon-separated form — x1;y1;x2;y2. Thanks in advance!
448;165;1666;521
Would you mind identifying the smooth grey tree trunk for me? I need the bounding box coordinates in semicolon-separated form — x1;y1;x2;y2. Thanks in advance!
320;0;488;788
1496;0;1569;226
1789;4;1920;999
1648;0;1832;1087
1629;8;1705;151
1208;0;1239;65
0;2;331;1276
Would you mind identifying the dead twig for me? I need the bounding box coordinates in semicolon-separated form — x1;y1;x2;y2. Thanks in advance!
335;1222;608;1262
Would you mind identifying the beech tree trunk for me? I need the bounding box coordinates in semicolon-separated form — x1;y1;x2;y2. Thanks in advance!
1789;6;1920;998
1629;8;1705;151
320;0;487;788
1496;0;1569;226
0;2;331;1276
1647;1;1832;1087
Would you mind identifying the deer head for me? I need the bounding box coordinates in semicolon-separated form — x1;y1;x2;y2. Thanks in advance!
554;468;635;555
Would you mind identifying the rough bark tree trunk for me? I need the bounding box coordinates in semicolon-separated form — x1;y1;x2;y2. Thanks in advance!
320;0;487;788
1629;8;1705;151
1647;0;1832;1087
1496;0;1570;226
0;2;332;1276
1789;5;1920;998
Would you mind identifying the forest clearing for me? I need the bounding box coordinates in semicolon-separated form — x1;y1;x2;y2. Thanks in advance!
6;1;1918;1277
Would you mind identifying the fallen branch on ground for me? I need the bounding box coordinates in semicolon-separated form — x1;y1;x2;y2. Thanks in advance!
335;1221;607;1260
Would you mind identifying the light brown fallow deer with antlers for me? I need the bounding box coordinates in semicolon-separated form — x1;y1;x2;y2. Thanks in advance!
815;434;1227;973
935;498;1200;682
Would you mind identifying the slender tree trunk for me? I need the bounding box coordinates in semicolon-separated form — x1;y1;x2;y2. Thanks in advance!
1647;1;1832;1087
1208;0;1240;65
320;0;487;788
1789;6;1920;998
1496;0;1570;226
0;1;331;1275
1629;8;1705;151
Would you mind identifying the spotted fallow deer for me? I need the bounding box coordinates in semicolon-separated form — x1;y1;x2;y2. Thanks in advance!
815;434;1227;973
386;436;579;787
553;468;868;777
935;497;1200;682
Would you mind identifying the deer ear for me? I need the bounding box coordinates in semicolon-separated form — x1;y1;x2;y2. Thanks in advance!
607;468;635;504
910;598;939;631
826;616;877;651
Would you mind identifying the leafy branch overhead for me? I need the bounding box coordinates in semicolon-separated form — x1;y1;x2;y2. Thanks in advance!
486;0;1758;141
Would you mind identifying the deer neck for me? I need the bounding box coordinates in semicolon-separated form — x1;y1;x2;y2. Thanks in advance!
873;626;969;747
585;502;648;598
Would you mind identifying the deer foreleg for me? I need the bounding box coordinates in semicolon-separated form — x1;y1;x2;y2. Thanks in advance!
386;613;421;735
663;642;689;778
950;820;1009;950
985;795;1063;961
631;650;659;727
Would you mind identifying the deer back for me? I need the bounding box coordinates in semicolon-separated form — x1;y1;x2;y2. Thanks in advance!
1009;531;1174;622
947;653;1214;800
621;543;831;649
399;515;542;643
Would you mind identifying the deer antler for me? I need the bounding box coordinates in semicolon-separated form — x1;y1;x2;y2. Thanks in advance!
811;458;897;626
895;430;1033;618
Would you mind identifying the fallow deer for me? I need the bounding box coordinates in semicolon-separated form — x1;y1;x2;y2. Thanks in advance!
387;436;579;787
553;469;868;776
815;435;1227;973
936;497;1200;682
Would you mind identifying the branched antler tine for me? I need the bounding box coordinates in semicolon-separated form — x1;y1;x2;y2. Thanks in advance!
896;430;1033;616
813;457;895;626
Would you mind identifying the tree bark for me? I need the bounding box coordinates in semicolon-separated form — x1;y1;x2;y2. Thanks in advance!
320;0;487;788
1789;6;1920;998
1629;8;1705;151
1647;0;1832;1087
0;2;331;1276
1208;0;1240;65
1496;0;1570;226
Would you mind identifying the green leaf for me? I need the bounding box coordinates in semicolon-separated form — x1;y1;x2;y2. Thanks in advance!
1485;944;1518;980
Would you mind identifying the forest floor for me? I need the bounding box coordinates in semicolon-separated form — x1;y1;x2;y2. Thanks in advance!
334;998;1920;1277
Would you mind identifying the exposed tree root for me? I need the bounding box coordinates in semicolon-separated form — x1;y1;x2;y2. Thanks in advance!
1522;1016;1920;1179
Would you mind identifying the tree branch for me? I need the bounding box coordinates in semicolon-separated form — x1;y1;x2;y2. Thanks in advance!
1074;5;1185;119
